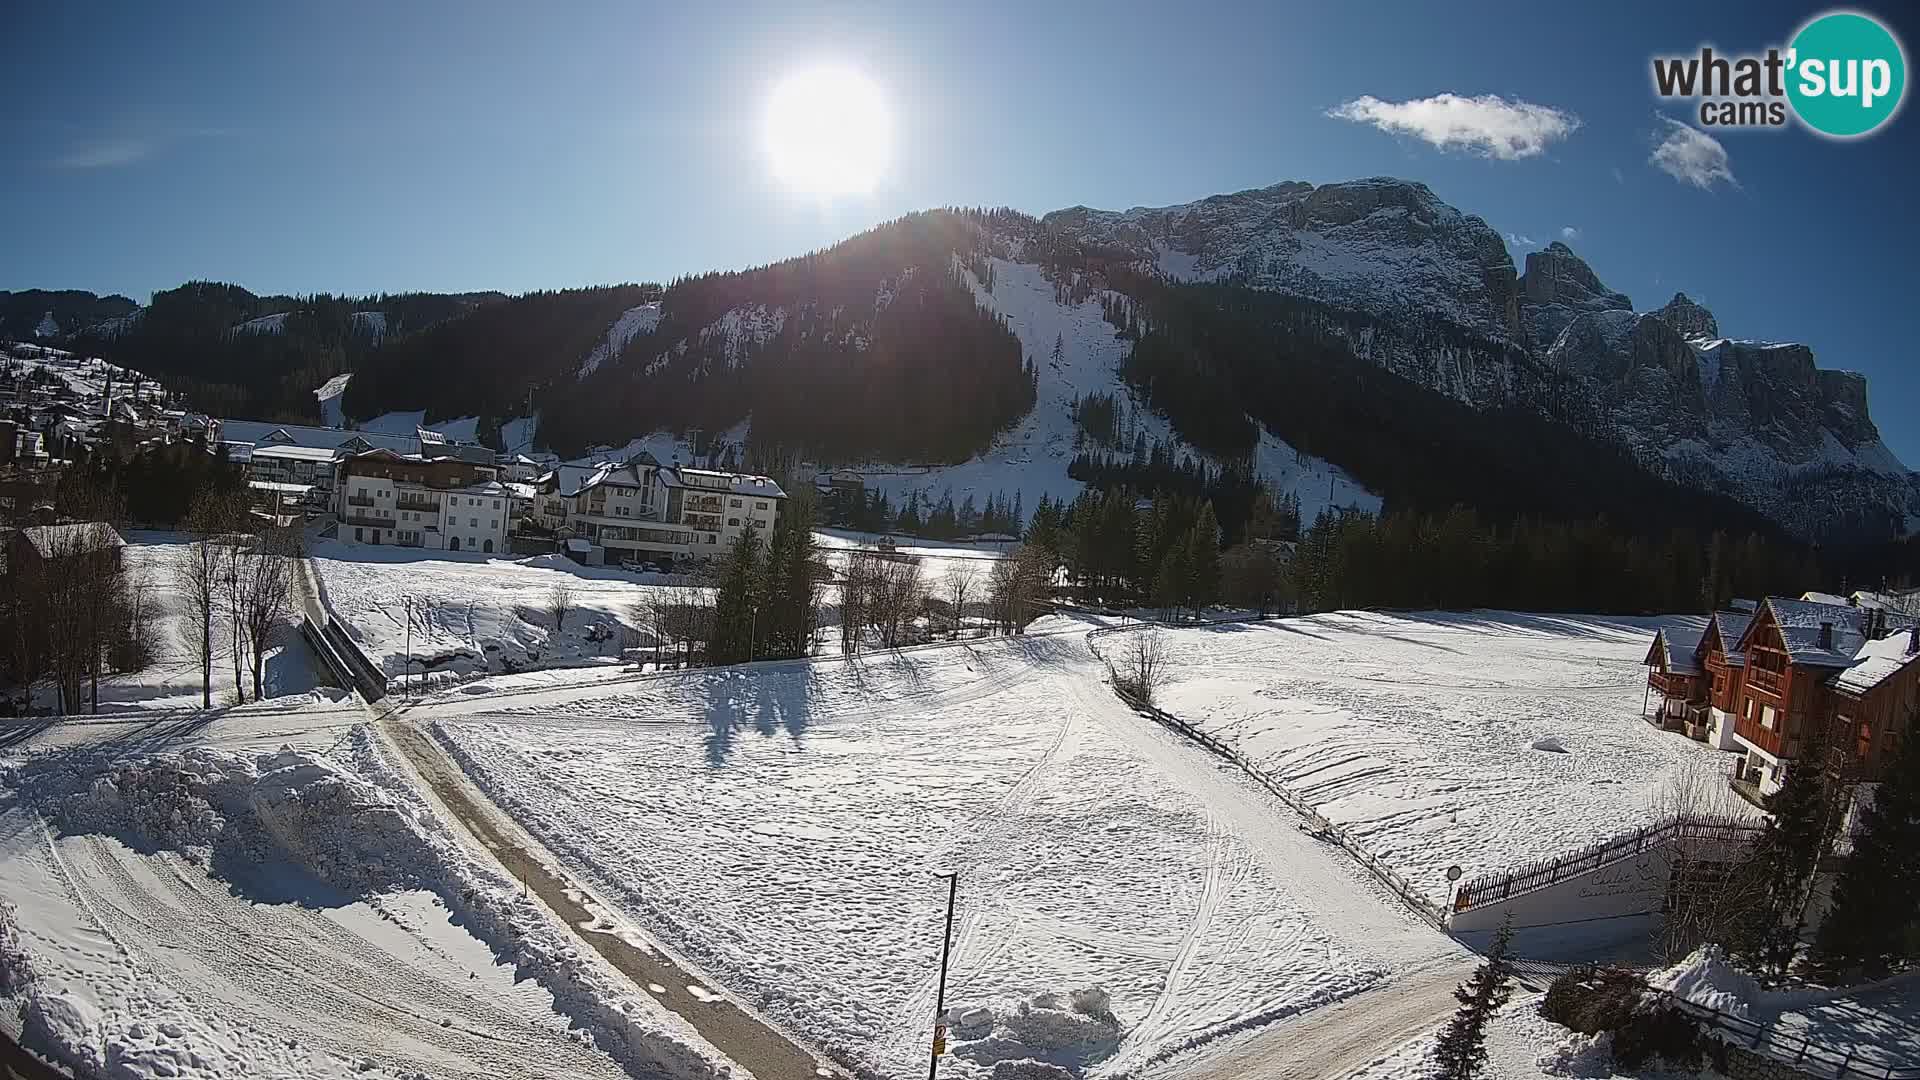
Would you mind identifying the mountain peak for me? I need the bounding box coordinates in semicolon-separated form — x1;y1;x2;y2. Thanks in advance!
1518;241;1630;344
1652;292;1719;340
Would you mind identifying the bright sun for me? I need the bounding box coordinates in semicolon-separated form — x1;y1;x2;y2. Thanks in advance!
764;66;891;196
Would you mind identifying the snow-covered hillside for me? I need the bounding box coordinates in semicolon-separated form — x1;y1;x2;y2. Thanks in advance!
231;311;289;336
578;301;661;379
848;257;1378;523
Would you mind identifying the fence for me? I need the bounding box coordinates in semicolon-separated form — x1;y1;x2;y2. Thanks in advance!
1664;993;1920;1080
1452;814;1765;913
1084;624;1449;929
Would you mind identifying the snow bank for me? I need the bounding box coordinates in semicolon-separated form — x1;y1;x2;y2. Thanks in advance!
947;989;1122;1077
1646;945;1762;1020
19;738;744;1080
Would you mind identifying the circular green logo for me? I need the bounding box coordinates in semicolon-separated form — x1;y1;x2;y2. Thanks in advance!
1787;11;1907;137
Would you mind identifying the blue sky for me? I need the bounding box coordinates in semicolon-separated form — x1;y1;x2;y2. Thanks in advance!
4;1;1917;463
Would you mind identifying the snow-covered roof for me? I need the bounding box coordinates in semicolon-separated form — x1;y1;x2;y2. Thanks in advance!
18;521;126;558
217;419;418;456
1648;627;1704;675
1748;598;1920;669
676;468;786;499
1705;610;1753;667
1831;627;1920;697
1800;591;1849;607
247;444;339;463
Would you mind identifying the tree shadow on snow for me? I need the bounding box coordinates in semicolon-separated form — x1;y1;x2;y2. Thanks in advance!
700;665;814;766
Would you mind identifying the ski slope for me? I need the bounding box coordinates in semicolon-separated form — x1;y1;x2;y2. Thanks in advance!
843;257;1378;524
424;629;1461;1079
1150;611;1755;907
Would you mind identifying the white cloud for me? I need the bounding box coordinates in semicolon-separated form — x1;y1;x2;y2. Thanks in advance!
1506;232;1539;248
1560;225;1581;241
1327;93;1580;160
1649;117;1738;190
51;137;153;169
1611;166;1625;184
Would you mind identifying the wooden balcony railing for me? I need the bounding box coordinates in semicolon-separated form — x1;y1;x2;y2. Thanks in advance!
1747;667;1785;696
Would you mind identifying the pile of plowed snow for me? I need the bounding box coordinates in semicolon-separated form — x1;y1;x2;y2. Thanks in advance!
946;988;1122;1078
11;737;739;1080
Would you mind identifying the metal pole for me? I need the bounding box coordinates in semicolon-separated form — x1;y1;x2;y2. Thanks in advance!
929;872;958;1080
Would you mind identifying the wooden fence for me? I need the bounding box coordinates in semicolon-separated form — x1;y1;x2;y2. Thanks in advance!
1451;814;1765;913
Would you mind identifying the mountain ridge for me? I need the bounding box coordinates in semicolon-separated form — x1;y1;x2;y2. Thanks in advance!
11;177;1915;543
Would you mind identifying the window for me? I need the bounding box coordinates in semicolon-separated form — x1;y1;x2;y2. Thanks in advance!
730;498;742;507
470;517;479;528
354;528;363;541
756;501;767;509
753;518;767;529
728;517;740;527
1744;698;1754;719
493;499;501;509
483;539;494;553
1761;705;1777;730
490;519;498;530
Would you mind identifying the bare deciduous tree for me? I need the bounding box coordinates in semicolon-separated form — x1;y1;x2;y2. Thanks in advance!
231;527;297;702
988;545;1054;634
839;551;878;654
548;582;575;631
1649;761;1772;964
174;538;223;710
944;564;980;640
1109;628;1169;706
635;575;713;668
868;555;925;649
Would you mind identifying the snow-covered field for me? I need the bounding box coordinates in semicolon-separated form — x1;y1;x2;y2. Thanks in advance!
309;542;671;683
29;534;322;716
424;630;1462;1079
0;731;733;1080
1149;611;1751;907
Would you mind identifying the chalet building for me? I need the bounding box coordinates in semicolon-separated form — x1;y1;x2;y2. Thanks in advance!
4;522;126;583
1644;626;1707;736
528;453;785;566
335;449;511;553
1699;604;1756;751
1725;598;1919;800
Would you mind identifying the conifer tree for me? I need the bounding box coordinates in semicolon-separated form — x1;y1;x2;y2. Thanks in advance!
1815;719;1920;971
1434;917;1515;1080
1186;502;1221;611
1735;749;1839;984
710;526;761;664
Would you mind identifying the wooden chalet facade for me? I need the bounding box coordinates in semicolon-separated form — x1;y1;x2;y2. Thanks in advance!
1646;597;1920;805
1726;599;1918;800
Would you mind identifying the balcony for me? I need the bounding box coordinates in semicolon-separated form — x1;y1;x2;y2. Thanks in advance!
1747;666;1785;697
396;497;439;512
342;512;395;528
347;495;376;508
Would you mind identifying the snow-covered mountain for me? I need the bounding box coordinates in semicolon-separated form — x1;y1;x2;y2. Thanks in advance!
1040;178;1917;539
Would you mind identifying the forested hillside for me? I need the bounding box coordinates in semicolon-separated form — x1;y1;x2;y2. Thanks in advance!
72;283;501;421
538;210;1036;461
339;285;659;428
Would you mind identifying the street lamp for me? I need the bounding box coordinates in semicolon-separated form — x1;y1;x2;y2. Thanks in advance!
928;872;959;1080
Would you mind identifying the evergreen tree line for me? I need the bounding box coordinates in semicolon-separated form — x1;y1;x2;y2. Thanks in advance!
342;285;658;435
1289;507;1818;615
1066;442;1262;541
75;282;500;424
825;485;1027;540
543;211;1036;462
706;497;823;664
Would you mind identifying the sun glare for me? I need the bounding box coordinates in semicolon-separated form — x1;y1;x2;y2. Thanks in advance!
764;66;891;196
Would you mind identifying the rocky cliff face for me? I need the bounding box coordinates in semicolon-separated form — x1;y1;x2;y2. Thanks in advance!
1043;178;1917;541
1518;242;1633;346
1043;178;1525;342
